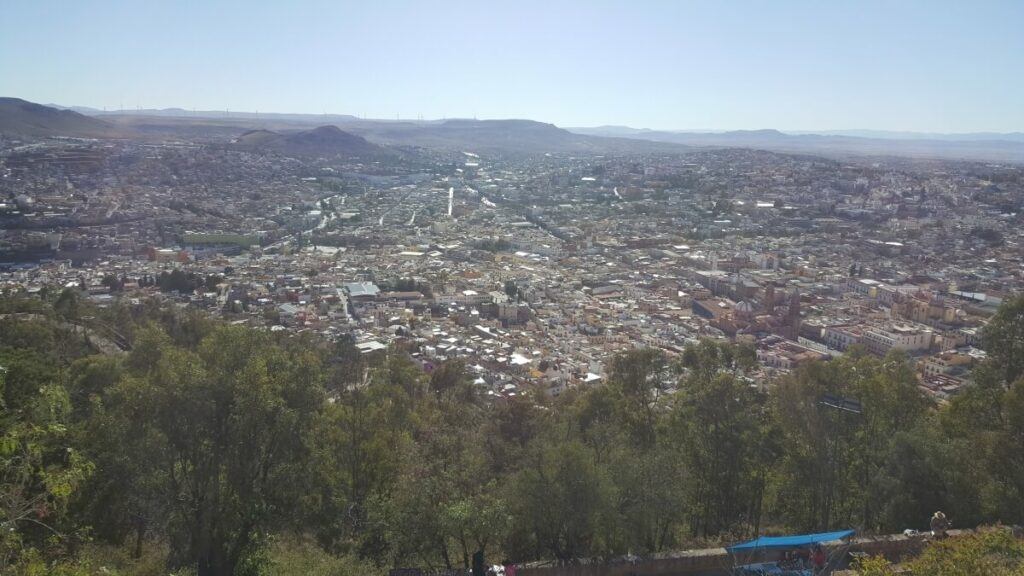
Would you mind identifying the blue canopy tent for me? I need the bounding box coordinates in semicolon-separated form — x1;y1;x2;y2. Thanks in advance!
727;530;855;575
727;530;855;553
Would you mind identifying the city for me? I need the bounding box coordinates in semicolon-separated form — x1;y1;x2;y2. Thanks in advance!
3;1;1024;575
3;123;1021;402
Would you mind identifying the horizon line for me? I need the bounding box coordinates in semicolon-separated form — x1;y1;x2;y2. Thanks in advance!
23;98;1024;135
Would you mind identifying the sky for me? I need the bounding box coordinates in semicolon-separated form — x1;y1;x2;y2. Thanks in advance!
2;0;1023;132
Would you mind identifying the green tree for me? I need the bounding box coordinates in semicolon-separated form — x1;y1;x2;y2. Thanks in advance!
672;342;767;538
307;383;410;555
93;325;325;575
941;295;1024;525
578;349;685;553
605;348;668;448
981;294;1024;387
53;288;81;322
770;351;930;533
908;529;1024;576
851;554;899;576
506;440;613;562
0;352;93;572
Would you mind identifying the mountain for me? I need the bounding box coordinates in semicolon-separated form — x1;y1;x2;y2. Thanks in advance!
363;119;582;152
72;105;360;124
234;129;281;146
341;118;689;155
45;103;105;115
278;125;384;156
793;129;1024;142
9;97;1021;163
580;125;655;136
570;126;1024;164
49;99;688;155
232;125;389;158
0;97;111;137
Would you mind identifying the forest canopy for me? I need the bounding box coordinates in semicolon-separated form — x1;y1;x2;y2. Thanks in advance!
2;290;1024;575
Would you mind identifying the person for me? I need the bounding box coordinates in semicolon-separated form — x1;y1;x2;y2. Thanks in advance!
811;544;827;572
502;559;517;576
930;511;950;539
779;550;800;570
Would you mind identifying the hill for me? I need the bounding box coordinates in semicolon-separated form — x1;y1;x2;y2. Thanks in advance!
62;105;360;124
343;118;689;155
570;126;1024;164
232;125;390;158
233;128;282;146
0;97;112;137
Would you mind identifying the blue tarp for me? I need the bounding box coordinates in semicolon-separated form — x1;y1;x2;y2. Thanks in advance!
736;564;811;575
727;530;855;552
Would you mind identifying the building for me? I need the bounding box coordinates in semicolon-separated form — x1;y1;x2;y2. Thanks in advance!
863;325;932;356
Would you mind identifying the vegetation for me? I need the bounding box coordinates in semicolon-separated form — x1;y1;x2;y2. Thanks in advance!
2;289;1024;574
854;529;1024;575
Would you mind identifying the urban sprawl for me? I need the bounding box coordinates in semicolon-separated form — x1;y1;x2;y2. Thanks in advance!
3;134;1022;401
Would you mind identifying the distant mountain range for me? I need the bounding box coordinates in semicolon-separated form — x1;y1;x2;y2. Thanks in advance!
574;125;1024;142
5;99;684;155
569;127;1024;164
3;97;1023;163
792;129;1024;142
44;103;361;125
337;118;661;154
0;97;111;137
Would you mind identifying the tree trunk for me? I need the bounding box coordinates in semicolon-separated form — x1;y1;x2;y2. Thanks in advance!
133;517;146;559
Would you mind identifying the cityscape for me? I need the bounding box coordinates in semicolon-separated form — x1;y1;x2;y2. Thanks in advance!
2;1;1024;575
2;114;1020;402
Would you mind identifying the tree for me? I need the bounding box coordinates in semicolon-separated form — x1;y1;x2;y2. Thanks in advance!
429;359;472;399
506;440;613;563
0;351;93;572
672;356;767;537
376;388;504;571
981;294;1024;387
581;349;686;553
907;529;1024;576
978;379;1024;523
53;288;81;322
605;438;686;554
307;383;410;555
771;350;930;533
605;349;668;448
941;295;1024;525
93;325;326;575
851;554;899;576
504;281;518;301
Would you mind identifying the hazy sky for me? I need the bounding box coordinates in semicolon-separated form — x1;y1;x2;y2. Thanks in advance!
2;0;1022;132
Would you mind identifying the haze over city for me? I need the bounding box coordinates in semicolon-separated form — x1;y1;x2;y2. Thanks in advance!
3;0;1023;132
